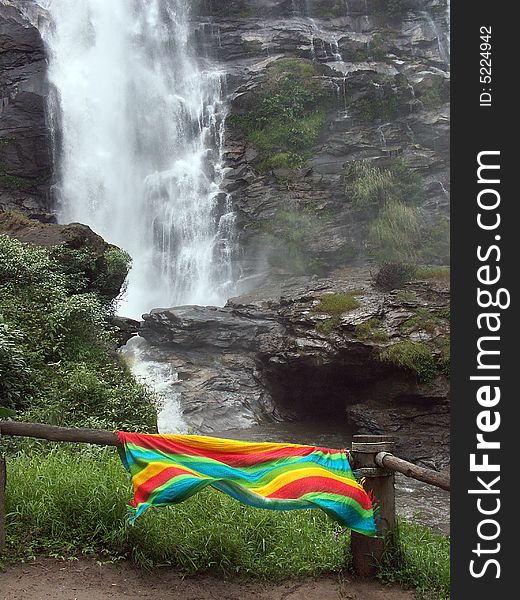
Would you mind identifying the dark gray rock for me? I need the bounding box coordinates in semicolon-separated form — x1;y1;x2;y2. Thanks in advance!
139;270;450;465
0;1;52;218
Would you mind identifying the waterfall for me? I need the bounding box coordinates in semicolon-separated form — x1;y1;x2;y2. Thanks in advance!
31;0;237;433
34;0;236;319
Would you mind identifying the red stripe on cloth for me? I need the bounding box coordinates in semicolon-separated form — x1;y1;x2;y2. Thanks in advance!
265;476;373;509
119;432;333;466
133;466;200;505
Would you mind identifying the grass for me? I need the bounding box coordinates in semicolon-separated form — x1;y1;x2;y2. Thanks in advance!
394;290;418;303
403;308;442;334
312;293;360;316
380;520;450;599
379;341;436;383
415;266;450;281
4;448;350;576
355;318;389;342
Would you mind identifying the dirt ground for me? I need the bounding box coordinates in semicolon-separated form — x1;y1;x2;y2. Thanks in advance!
0;558;416;600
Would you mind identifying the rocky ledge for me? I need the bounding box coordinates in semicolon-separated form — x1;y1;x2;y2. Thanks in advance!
137;269;450;469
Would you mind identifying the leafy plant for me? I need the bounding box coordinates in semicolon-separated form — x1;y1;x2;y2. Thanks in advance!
0;234;155;431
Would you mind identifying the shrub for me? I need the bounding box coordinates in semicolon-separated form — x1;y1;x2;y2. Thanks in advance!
374;262;417;290
379;341;436;383
0;235;155;430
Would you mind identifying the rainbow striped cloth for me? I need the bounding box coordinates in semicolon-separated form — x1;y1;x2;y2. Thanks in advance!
117;432;377;536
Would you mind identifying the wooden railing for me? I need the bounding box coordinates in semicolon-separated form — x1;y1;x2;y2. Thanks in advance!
0;421;450;578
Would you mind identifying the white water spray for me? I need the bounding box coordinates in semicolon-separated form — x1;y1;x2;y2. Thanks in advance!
36;0;235;319
32;0;237;433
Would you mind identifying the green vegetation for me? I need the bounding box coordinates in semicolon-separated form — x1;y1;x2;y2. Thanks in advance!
394;290;418;303
403;308;443;334
379;340;436;383
353;86;398;123
5;448;350;576
355;318;389;342
415;266;450;281
418;81;450;109
374;262;417;290
420;215;450;265
369;203;421;264
229;58;331;171
343;159;421;213
263;207;320;274
312;293;360;334
0;234;155;431
342;159;449;272
313;293;360;316
0;173;39;191
316;318;335;335
380;520;450;600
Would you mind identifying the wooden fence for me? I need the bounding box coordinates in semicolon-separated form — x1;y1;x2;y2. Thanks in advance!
0;421;450;578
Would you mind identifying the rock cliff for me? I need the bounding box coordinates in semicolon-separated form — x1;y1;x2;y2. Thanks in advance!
0;0;52;218
191;0;450;278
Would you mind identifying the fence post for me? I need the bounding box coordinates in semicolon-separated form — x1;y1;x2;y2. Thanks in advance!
350;434;396;578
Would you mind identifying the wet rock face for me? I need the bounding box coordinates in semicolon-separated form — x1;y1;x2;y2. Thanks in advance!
0;1;52;219
139;271;450;467
191;0;450;278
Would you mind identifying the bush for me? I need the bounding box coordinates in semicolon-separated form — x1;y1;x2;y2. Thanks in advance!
0;235;155;431
374;262;416;290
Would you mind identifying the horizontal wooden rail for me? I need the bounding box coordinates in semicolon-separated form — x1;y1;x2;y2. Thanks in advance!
376;451;450;491
0;421;119;446
0;421;450;490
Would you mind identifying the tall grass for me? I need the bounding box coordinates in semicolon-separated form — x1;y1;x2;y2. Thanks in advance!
380;520;450;600
4;447;349;577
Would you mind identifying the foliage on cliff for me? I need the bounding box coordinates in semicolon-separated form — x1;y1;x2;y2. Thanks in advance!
229;58;331;171
0;234;156;432
343;159;449;267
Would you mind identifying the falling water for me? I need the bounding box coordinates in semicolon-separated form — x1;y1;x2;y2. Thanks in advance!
35;0;236;319
31;0;237;433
